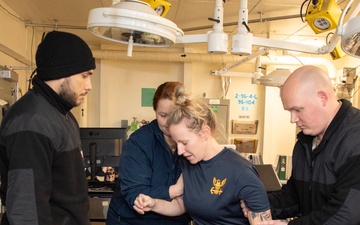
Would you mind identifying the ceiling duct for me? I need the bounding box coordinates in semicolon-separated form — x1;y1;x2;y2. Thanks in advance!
91;49;336;77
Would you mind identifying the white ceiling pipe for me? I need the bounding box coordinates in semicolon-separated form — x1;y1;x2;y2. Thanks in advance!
91;50;336;77
92;50;244;63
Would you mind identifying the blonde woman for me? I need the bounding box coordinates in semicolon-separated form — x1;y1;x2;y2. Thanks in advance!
134;86;272;225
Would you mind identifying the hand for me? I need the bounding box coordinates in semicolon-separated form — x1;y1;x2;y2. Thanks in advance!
240;200;249;218
133;194;156;214
257;220;288;225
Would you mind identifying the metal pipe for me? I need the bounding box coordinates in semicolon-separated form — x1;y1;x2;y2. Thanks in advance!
183;14;301;32
25;22;86;30
91;49;336;77
23;14;301;32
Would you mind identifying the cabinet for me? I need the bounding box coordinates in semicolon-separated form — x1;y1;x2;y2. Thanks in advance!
88;182;115;221
88;195;111;221
204;98;230;144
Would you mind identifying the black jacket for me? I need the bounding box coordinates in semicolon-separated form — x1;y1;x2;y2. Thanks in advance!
0;76;90;225
269;99;360;225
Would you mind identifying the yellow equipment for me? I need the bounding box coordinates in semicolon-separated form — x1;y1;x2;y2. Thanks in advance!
142;0;172;17
330;42;347;60
305;0;342;34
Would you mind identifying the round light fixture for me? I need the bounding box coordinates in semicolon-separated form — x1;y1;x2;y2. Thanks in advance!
87;0;183;47
340;16;360;58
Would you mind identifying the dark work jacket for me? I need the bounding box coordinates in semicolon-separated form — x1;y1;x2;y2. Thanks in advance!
106;119;190;225
269;99;360;225
0;76;90;225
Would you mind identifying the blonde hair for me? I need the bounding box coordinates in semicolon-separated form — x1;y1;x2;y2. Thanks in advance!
166;86;218;135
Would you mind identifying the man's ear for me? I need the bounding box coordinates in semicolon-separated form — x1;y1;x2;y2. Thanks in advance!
318;90;328;106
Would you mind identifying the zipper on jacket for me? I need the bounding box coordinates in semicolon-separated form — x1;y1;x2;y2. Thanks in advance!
304;142;313;191
309;165;313;191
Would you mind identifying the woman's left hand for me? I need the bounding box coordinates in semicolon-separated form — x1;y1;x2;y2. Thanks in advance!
133;193;155;214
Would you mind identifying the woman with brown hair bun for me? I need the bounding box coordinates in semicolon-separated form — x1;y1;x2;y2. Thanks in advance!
107;82;191;225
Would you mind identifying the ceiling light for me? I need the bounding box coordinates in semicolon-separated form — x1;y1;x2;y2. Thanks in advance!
86;0;360;59
339;16;360;58
258;69;292;87
176;0;228;54
87;0;183;56
231;0;252;55
207;0;228;54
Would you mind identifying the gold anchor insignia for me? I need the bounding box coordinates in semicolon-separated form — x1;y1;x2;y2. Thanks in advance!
210;177;227;195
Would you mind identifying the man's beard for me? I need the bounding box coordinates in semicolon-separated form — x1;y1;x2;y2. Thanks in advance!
58;78;79;107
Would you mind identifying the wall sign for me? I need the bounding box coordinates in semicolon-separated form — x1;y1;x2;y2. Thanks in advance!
234;93;258;111
141;88;156;107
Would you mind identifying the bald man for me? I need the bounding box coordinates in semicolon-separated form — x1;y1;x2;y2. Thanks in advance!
258;65;360;225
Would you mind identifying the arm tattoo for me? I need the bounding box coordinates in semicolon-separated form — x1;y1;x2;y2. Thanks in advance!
250;211;271;221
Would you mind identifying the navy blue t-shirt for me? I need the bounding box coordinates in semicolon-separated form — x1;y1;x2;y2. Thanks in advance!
181;148;270;225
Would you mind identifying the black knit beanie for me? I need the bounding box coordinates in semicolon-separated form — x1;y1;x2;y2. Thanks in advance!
36;31;96;81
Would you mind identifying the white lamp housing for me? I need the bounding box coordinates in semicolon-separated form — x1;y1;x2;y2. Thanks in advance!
258;69;292;87
208;31;228;54
231;0;253;55
207;0;228;54
87;0;184;48
231;32;253;55
340;16;360;58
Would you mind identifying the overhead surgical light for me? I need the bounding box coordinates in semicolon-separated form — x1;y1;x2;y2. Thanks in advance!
176;0;228;54
338;16;360;58
226;0;334;56
207;0;228;54
258;69;292;87
87;0;183;57
87;0;360;59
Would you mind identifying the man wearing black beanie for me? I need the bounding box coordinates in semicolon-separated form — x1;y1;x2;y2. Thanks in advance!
0;30;96;225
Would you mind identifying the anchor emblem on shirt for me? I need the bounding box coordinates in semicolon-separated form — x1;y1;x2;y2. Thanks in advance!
210;177;227;195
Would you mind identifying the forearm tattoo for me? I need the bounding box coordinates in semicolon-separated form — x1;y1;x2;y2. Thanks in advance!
250;211;272;221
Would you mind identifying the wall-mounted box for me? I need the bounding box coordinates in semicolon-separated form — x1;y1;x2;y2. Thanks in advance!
232;120;258;134
233;138;258;153
0;69;18;82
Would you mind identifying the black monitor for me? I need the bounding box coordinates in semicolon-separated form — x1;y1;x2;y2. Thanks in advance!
80;127;127;183
253;164;282;192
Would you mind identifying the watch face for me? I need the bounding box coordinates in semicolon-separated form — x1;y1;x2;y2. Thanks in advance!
154;5;165;16
313;18;331;30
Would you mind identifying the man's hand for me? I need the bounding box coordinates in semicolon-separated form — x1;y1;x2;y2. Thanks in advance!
241;200;249;218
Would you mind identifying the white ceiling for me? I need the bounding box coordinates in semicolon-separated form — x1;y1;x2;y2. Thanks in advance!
1;0;352;52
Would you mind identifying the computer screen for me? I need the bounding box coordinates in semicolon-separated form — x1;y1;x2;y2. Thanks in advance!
254;164;282;192
80;127;127;183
